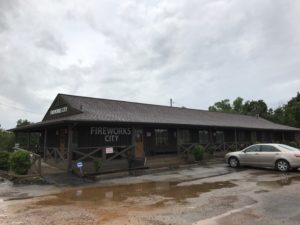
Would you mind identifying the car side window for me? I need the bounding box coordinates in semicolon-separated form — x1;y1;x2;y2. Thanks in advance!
261;145;280;152
244;145;260;152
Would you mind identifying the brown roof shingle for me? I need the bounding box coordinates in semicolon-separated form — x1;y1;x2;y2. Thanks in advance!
11;93;300;131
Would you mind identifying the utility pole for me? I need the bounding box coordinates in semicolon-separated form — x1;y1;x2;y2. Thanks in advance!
170;98;173;107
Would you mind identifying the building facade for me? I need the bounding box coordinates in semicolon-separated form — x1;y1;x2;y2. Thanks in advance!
12;94;300;173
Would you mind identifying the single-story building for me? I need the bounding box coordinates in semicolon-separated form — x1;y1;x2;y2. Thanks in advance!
11;93;300;173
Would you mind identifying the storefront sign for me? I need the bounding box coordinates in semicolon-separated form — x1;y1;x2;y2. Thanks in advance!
90;127;132;143
50;106;68;115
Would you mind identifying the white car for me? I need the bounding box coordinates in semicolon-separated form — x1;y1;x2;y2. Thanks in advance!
225;143;300;172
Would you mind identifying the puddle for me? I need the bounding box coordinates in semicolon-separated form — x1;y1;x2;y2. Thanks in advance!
254;189;269;194
34;180;236;208
256;175;300;188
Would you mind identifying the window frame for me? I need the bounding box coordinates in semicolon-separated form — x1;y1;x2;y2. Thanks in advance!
154;129;169;146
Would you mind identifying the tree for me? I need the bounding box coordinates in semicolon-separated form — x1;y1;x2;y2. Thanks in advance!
0;124;15;151
233;97;244;113
208;92;300;128
16;119;31;128
208;99;232;113
234;99;268;117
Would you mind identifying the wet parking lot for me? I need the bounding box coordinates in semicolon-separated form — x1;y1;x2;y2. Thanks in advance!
1;164;300;225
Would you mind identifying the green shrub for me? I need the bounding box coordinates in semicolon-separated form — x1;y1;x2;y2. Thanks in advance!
9;150;31;175
0;151;11;171
94;160;102;173
288;141;297;148
228;145;238;152
192;145;205;161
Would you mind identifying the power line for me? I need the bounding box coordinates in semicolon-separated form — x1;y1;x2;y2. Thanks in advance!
0;102;43;115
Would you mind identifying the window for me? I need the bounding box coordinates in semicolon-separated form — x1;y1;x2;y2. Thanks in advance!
215;131;224;144
199;130;209;144
178;129;190;144
155;129;168;146
279;144;300;152
261;145;280;152
238;131;245;142
244;145;260;152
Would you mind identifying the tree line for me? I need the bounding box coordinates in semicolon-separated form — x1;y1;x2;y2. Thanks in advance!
208;92;300;128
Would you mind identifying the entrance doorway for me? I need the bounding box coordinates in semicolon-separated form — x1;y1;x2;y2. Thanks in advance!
59;128;68;159
134;129;144;159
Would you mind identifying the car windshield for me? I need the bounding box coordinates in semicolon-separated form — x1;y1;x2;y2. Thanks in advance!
279;144;300;152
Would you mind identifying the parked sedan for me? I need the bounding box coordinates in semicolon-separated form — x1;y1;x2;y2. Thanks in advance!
225;143;300;172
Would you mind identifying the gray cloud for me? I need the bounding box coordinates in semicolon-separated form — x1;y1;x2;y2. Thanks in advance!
35;31;66;55
0;0;300;129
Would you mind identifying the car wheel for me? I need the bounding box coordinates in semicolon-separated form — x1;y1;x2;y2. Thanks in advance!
276;159;290;172
228;157;240;168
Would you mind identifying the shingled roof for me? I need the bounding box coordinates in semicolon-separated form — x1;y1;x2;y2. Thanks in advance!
12;93;300;131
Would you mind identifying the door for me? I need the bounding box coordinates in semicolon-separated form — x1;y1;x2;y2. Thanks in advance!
134;129;144;159
239;145;261;165
59;128;67;159
256;145;280;167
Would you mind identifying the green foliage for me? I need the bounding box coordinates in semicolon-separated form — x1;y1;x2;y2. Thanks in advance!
0;151;11;171
208;92;300;128
242;100;268;117
9;150;32;175
0;126;15;151
192;145;204;161
228;145;238;152
208;99;232;113
94;160;102;173
16;119;31;128
233;97;244;113
288;141;297;148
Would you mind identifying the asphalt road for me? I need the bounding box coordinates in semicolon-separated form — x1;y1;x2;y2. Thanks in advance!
1;164;300;225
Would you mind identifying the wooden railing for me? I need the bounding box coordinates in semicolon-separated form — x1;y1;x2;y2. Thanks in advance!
178;142;253;159
45;147;68;162
72;145;135;164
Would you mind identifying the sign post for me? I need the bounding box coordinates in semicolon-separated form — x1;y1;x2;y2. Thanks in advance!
76;161;84;177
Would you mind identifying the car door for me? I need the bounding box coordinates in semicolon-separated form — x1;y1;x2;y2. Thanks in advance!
256;145;281;167
239;145;261;166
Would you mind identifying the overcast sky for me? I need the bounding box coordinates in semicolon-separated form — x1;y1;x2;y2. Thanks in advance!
0;0;300;129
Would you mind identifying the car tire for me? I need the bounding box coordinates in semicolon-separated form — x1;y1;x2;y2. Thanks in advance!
276;159;290;172
228;157;240;168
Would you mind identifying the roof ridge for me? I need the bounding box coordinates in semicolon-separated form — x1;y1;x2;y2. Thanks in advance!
59;93;261;119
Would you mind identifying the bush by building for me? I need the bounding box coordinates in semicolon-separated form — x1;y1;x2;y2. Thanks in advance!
192;145;205;161
9;150;31;175
0;151;11;171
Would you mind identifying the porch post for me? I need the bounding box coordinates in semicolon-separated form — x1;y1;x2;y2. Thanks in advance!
234;128;237;150
67;126;73;171
176;128;179;155
27;132;30;150
43;128;47;161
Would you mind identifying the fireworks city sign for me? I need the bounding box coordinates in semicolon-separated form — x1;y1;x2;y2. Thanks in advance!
90;127;132;142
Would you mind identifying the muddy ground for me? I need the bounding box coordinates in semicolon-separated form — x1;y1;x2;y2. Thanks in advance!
1;164;300;225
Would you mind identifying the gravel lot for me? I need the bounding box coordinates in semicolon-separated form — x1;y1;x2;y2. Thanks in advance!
1;164;300;225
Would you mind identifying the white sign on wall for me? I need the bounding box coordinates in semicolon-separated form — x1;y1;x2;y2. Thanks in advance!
50;106;68;115
106;147;114;154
